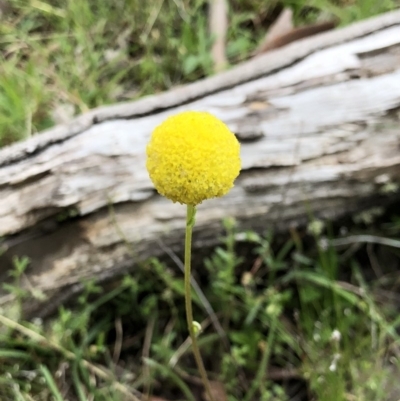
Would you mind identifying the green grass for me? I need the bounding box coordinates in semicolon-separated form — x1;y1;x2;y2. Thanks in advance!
0;0;399;146
2;212;400;400
1;1;400;400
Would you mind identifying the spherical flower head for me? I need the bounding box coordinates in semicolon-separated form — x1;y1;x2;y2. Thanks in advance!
146;111;241;205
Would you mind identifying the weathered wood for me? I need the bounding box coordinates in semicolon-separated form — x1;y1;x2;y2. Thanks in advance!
1;10;400;318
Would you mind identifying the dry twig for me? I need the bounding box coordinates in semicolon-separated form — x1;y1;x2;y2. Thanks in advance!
254;8;336;56
209;0;228;72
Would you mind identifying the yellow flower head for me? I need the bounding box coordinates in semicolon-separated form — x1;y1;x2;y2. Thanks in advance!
146;111;241;205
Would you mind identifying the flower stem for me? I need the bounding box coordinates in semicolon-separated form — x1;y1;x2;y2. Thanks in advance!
184;204;215;401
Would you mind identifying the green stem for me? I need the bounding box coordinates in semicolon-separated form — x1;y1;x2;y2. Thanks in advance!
244;317;278;401
184;204;215;401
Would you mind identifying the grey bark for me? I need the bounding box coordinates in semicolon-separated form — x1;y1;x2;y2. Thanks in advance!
1;10;400;318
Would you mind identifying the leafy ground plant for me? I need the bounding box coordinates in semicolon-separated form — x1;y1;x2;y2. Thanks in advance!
1;211;400;400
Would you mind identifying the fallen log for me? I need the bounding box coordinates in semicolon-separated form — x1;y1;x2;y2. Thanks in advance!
1;10;400;318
